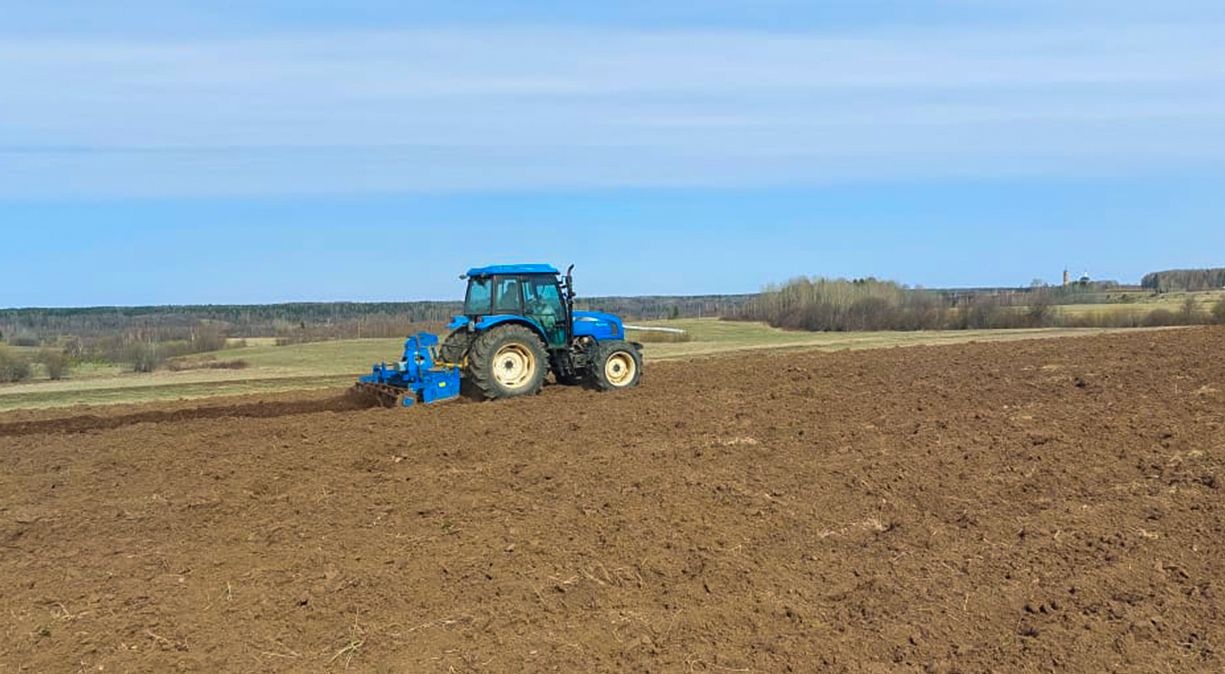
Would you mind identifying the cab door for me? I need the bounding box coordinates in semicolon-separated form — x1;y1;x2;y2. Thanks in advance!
522;276;567;347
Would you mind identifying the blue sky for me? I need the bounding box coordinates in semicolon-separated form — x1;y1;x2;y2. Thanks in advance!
2;1;1223;307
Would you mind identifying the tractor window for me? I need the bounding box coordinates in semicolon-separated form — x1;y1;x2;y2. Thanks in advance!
523;278;564;319
464;277;492;315
494;277;524;313
523;277;566;346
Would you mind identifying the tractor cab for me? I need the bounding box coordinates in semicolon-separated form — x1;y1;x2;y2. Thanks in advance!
461;264;570;347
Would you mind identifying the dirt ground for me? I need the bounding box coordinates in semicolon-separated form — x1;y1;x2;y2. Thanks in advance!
1;328;1222;673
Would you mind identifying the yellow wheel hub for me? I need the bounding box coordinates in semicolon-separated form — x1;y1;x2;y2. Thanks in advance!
605;351;636;387
493;343;537;390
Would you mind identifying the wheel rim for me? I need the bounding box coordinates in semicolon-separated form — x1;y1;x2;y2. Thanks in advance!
605;351;636;387
493;343;536;389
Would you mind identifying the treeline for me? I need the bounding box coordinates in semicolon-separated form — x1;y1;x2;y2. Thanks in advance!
0;293;753;376
0;318;445;380
0;305;438;376
1141;268;1225;292
734;277;1225;332
0;294;752;345
0;302;465;342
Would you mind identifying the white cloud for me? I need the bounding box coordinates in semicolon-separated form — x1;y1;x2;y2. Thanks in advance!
1;22;1223;196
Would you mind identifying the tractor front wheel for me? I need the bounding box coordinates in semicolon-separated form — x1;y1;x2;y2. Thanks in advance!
467;325;548;400
586;341;643;391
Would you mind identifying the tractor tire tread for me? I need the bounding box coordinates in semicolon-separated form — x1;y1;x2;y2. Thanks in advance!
440;329;473;364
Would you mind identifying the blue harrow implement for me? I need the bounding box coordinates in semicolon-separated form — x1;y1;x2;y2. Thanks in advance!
355;333;462;408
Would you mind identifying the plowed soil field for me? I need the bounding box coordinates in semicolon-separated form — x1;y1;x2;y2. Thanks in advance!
2;328;1223;673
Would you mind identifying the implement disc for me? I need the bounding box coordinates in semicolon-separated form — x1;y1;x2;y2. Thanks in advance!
349;383;404;408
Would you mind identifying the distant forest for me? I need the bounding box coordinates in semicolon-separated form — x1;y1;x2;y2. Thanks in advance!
1141;268;1225;292
0;294;754;344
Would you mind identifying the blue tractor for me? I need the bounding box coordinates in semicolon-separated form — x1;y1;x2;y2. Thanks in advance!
355;264;643;406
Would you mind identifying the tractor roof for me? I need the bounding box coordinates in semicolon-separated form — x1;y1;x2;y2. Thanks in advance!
465;264;559;278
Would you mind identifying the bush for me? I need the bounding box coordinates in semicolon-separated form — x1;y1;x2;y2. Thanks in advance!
1024;292;1055;328
846;296;897;331
898;292;947;330
124;342;164;373
1212;298;1225;325
1179;297;1203;325
958;295;1005;330
37;348;70;380
190;324;229;353
0;347;32;383
1060;309;1147;329
1142;309;1179;327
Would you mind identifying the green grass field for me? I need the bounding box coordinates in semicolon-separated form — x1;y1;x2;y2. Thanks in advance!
628;319;1140;359
1050;289;1223;319
0;320;1165;411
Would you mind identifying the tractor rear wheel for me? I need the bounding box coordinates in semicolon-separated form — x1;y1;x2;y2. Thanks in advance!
467;325;548;399
586;340;642;391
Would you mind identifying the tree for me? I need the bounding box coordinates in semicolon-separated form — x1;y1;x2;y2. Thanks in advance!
1180;297;1203;325
1025;291;1054;327
125;342;163;373
0;347;32;383
37;348;70;380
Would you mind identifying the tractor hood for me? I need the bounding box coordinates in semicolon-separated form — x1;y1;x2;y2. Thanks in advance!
572;311;625;341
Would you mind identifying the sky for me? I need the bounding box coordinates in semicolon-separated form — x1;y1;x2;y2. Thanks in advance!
1;1;1223;307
